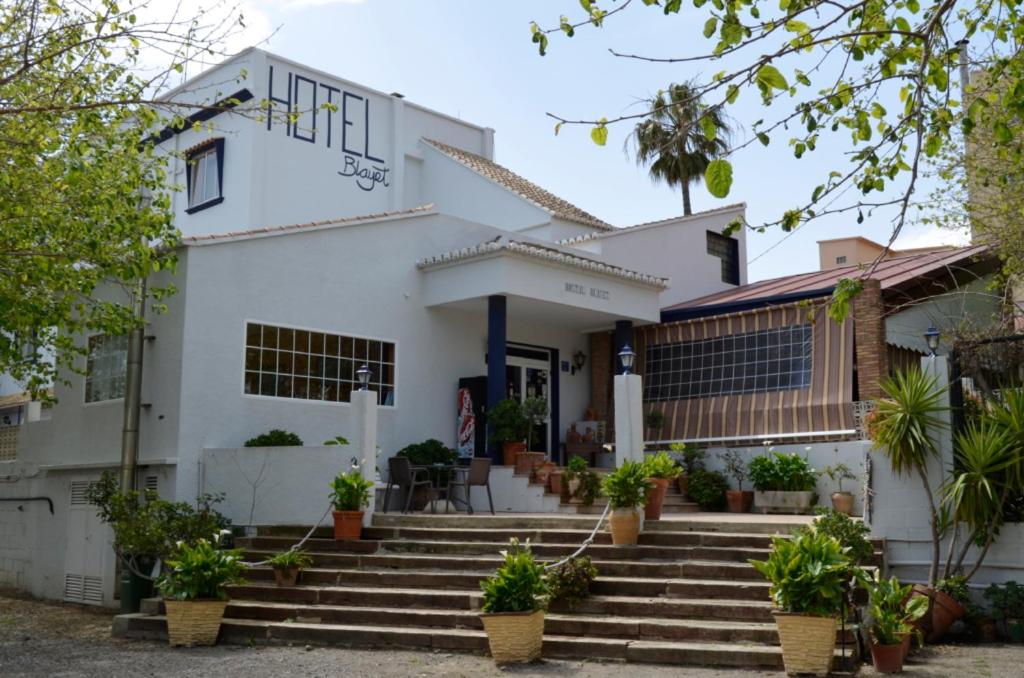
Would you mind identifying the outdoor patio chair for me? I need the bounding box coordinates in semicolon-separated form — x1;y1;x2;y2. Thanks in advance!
446;457;494;515
383;457;432;513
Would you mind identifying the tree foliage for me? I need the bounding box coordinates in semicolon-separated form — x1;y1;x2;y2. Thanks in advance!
0;1;246;397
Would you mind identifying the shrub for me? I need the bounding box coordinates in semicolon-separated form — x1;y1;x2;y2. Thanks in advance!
748;451;818;492
937;575;971;607
803;507;874;565
546;556;598;609
687;469;729;510
328;469;374;511
642;451;682;480
750;529;854;617
480;539;548;613
488;399;528;445
645;409;665;430
156;534;247;601
717;448;749;490
670;442;705;475
268;549;313;572
396;438;457;465
565;456;601;505
862;571;929;645
601;460;649;509
984;581;1024;621
522;397;549;450
245;429;303;447
823;462;857;494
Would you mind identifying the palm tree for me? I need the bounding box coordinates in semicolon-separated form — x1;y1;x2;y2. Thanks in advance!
629;81;732;216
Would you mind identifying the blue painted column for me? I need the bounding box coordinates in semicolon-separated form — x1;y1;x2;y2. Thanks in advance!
486;295;507;463
614;320;634;375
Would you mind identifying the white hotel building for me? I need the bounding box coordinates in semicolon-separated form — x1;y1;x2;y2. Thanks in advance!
0;49;747;604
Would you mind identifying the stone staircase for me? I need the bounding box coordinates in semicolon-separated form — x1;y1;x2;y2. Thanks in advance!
114;513;864;669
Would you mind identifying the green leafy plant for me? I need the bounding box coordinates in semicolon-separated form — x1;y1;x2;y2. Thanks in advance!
268;549;313;572
750;529;855;617
717;448;749;490
324;436;350;446
328;469;373;511
480;538;548;613
670;442;705;475
642;451;682;480
937;576;972;607
823;463;857;494
800;508;874;565
156;535;247;601
245;429;303;447
601;460;649;509
546;556;598;609
397;438;458;485
748;452;818;492
522;397;549;451
565;456;601;505
644;409;665;430
488;399;529;446
862;571;929;645
984;581;1024;622
687;469;729;511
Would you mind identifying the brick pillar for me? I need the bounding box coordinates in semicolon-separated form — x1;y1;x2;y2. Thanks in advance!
853;278;888;401
590;332;612;422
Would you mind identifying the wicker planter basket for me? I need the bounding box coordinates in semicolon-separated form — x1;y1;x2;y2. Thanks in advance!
165;599;228;647
480;609;544;663
772;610;836;676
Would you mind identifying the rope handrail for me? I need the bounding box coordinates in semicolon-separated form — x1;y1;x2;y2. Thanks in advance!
543;502;612;571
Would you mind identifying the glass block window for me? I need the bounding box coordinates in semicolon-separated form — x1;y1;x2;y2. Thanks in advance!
643;325;812;402
706;231;740;285
85;334;128;403
243;322;396;406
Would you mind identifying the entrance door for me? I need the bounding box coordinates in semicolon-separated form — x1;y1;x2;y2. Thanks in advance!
506;350;551;454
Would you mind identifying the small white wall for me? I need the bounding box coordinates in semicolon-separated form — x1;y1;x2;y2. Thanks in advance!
698;440;871;517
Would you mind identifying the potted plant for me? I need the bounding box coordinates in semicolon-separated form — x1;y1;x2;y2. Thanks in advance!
687;469;729;511
601;460;649;545
748;451;819;514
803;507;874;566
564;455;600;505
717;448;753;513
479;538;548;663
548;466;564;495
823;462;857;515
156;532;246;646
328;467;374;540
267;549;313;587
489;398;529;466
985;581;1024;641
397;438;457;508
862;572;929;673
750;529;854;676
642;451;681;520
546;556;598;611
670;442;704;498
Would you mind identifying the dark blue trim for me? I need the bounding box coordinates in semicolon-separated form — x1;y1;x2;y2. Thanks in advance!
659;287;834;323
144;89;253;146
267;66;291;135
364;98;385;163
550;348;561;465
292;75;317;143
486;295;507;464
184;196;223;215
341;91;364;157
614;320;633;375
184;138;225;214
319;83;340;148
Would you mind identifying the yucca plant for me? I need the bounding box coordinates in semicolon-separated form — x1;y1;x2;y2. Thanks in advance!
870;367;948;586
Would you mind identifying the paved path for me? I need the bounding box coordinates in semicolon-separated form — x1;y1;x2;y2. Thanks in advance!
2;589;1022;677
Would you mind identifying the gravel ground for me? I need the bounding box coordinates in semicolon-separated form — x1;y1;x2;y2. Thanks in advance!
3;588;1024;677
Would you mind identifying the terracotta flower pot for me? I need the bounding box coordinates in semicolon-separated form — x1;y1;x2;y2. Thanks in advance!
502;442;526;467
725;490;754;513
870;640;905;673
831;491;855;515
332;510;363;540
549;470;563;496
929;589;966;641
608;507;641;545
515;451;545;476
567;476;582;503
976;616;998;642
533;461;555;486
273;567;300;587
677;475;689;499
900;632;911;660
644;478;669;520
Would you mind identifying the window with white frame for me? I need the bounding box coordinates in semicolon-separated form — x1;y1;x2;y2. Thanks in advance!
643;324;812;402
244;322;396;406
85;334;128;403
836;255;847;265
186;140;223;211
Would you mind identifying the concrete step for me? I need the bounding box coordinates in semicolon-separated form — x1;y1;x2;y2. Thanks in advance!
241;550;767;581
362;525;776;548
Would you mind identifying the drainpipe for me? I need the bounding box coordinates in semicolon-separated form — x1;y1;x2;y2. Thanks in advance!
119;280;146;492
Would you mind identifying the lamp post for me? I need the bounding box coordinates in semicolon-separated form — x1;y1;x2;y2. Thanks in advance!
618;344;636;375
356;364;372;390
924;326;941;356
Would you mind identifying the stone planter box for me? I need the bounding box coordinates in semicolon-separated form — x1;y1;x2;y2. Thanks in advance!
754;490;815;514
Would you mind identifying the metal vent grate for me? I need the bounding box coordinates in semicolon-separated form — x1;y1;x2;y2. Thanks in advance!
69;481;92;506
63;574;83;600
143;475;159;495
64;574;103;604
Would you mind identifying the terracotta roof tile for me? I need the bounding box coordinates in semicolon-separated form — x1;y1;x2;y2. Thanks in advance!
422;139;613;231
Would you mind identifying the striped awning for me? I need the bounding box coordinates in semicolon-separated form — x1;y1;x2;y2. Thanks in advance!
635;300;854;443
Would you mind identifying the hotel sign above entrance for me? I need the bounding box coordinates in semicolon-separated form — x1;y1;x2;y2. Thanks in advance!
565;282;610;301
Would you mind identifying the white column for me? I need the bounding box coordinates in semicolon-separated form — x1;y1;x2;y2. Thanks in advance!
614;374;644;466
921;354;954;482
350;389;379;526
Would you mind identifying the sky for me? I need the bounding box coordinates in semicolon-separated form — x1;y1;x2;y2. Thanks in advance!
163;0;970;282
